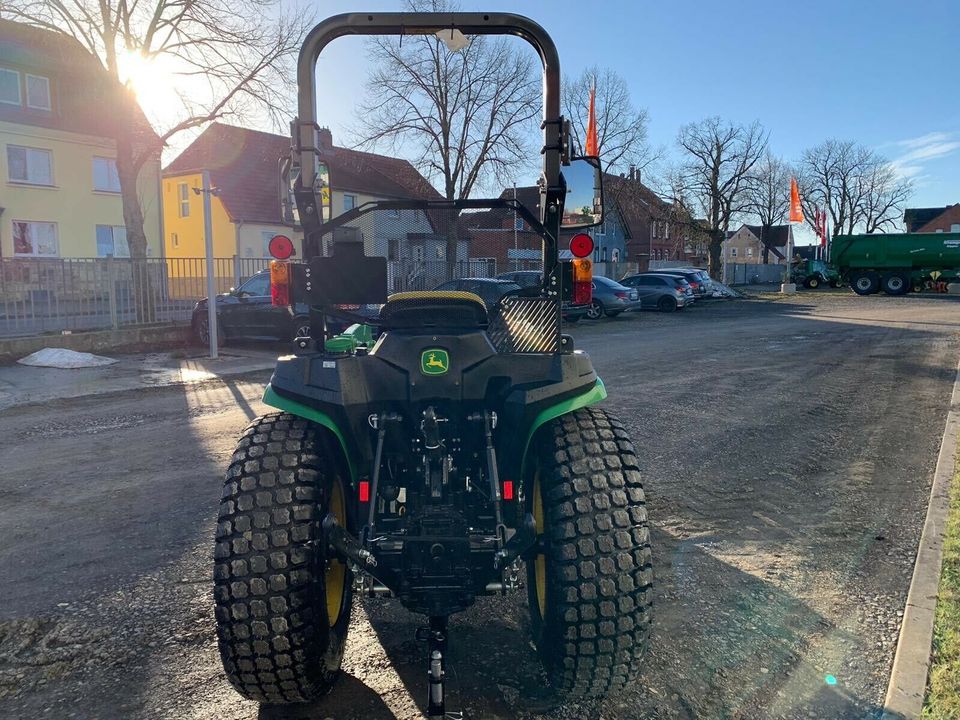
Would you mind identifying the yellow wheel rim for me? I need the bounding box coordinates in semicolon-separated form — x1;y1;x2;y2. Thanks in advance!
532;471;547;618
325;477;347;627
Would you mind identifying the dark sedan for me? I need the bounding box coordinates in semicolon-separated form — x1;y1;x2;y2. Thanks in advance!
496;270;589;323
191;269;376;344
433;278;522;308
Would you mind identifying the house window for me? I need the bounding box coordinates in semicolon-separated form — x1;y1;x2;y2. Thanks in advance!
171;232;179;249
664;223;670;240
13;220;58;257
344;194;357;211
730;247;738;258
612;249;620;262
435;245;444;259
0;68;20;105
92;157;121;192
96;225;129;257
597;221;606;236
25;74;51;110
7;145;53;185
951;224;960;233
178;182;190;217
747;247;754;257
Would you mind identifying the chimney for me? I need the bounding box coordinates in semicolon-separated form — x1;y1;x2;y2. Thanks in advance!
317;127;333;149
628;164;636;181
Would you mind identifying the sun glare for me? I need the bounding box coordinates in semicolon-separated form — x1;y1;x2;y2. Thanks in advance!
117;49;180;125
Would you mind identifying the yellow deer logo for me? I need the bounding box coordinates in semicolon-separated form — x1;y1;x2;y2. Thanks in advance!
421;349;449;375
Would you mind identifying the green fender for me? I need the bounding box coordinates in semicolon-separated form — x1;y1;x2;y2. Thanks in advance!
263;376;607;486
262;385;356;482
520;377;607;477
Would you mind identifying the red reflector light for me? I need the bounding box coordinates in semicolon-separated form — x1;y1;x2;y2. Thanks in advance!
573;280;592;305
502;480;514;501
268;234;295;259
359;480;370;503
569;233;594;259
271;283;289;306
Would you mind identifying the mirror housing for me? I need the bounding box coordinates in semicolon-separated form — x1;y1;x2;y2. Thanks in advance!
560;156;603;230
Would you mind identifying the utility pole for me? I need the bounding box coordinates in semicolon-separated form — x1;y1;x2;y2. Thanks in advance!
196;171;220;358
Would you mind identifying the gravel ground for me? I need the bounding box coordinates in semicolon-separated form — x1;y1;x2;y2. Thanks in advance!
1;292;958;720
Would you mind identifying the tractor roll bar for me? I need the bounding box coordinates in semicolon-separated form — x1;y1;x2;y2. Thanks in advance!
295;12;562;213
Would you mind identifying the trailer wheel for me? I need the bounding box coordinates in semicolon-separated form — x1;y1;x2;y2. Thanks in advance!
850;271;880;296
805;276;820;289
881;272;909;296
526;407;653;701
214;412;352;703
829;279;840;288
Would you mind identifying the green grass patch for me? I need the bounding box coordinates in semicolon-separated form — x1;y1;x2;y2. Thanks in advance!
924;458;960;718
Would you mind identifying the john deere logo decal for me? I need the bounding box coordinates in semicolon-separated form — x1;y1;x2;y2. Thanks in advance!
421;349;449;375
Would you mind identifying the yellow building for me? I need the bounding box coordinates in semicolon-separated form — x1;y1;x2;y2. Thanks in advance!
161;123;441;280
0;19;161;259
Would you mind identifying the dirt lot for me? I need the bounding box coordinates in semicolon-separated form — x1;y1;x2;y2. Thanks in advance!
1;292;958;720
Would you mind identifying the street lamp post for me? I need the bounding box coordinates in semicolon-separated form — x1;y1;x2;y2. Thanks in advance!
195;171;221;359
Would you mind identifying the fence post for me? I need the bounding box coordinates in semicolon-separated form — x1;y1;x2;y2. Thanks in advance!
107;255;119;330
233;254;241;290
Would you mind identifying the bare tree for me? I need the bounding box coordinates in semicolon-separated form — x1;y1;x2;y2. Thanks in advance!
746;151;791;262
3;1;310;260
674;117;768;278
797;139;911;236
563;66;658;174
354;0;540;201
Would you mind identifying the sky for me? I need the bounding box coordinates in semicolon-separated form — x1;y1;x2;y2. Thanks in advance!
151;0;960;228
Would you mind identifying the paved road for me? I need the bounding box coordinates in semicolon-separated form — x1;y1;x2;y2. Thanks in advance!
1;292;958;720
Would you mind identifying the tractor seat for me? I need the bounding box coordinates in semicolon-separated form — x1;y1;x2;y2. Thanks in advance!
379;291;489;330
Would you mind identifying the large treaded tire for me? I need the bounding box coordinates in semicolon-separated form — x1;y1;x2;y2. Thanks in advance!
527;407;653;700
214;412;352;703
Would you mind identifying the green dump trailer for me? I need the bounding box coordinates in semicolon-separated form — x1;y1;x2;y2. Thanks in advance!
830;232;960;295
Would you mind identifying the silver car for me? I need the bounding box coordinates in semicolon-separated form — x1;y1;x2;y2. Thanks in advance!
585;276;642;319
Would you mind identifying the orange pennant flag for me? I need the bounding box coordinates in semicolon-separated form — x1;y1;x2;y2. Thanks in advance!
789;177;804;223
584;83;598;157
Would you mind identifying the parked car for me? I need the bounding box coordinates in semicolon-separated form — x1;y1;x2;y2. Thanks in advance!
586;276;641;319
641;268;709;297
433;278;522;308
620;273;691;312
191;269;377;344
496;270;589;323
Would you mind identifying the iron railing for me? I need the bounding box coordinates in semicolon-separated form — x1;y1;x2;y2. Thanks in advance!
0;256;270;338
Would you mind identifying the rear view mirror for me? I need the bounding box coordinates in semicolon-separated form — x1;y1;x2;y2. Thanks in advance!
561;156;603;229
279;142;333;228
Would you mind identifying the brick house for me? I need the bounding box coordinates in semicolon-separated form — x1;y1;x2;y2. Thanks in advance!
904;204;960;233
498;168;697;271
723;224;792;265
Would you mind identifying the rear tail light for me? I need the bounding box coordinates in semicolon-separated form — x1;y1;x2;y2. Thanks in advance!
502;480;514;501
572;258;593;305
614;291;628;300
359;480;370;503
270;260;290;306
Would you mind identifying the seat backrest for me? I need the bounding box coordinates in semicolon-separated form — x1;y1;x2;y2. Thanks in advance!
379;291;489;330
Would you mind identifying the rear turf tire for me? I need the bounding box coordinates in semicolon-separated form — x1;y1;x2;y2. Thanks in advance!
526;407;653;700
214;412;352;703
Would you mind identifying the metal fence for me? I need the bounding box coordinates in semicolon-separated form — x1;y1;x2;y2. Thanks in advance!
0;256;270;338
724;262;788;286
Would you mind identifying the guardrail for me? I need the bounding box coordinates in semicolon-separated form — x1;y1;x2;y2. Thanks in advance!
0;256;270;338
